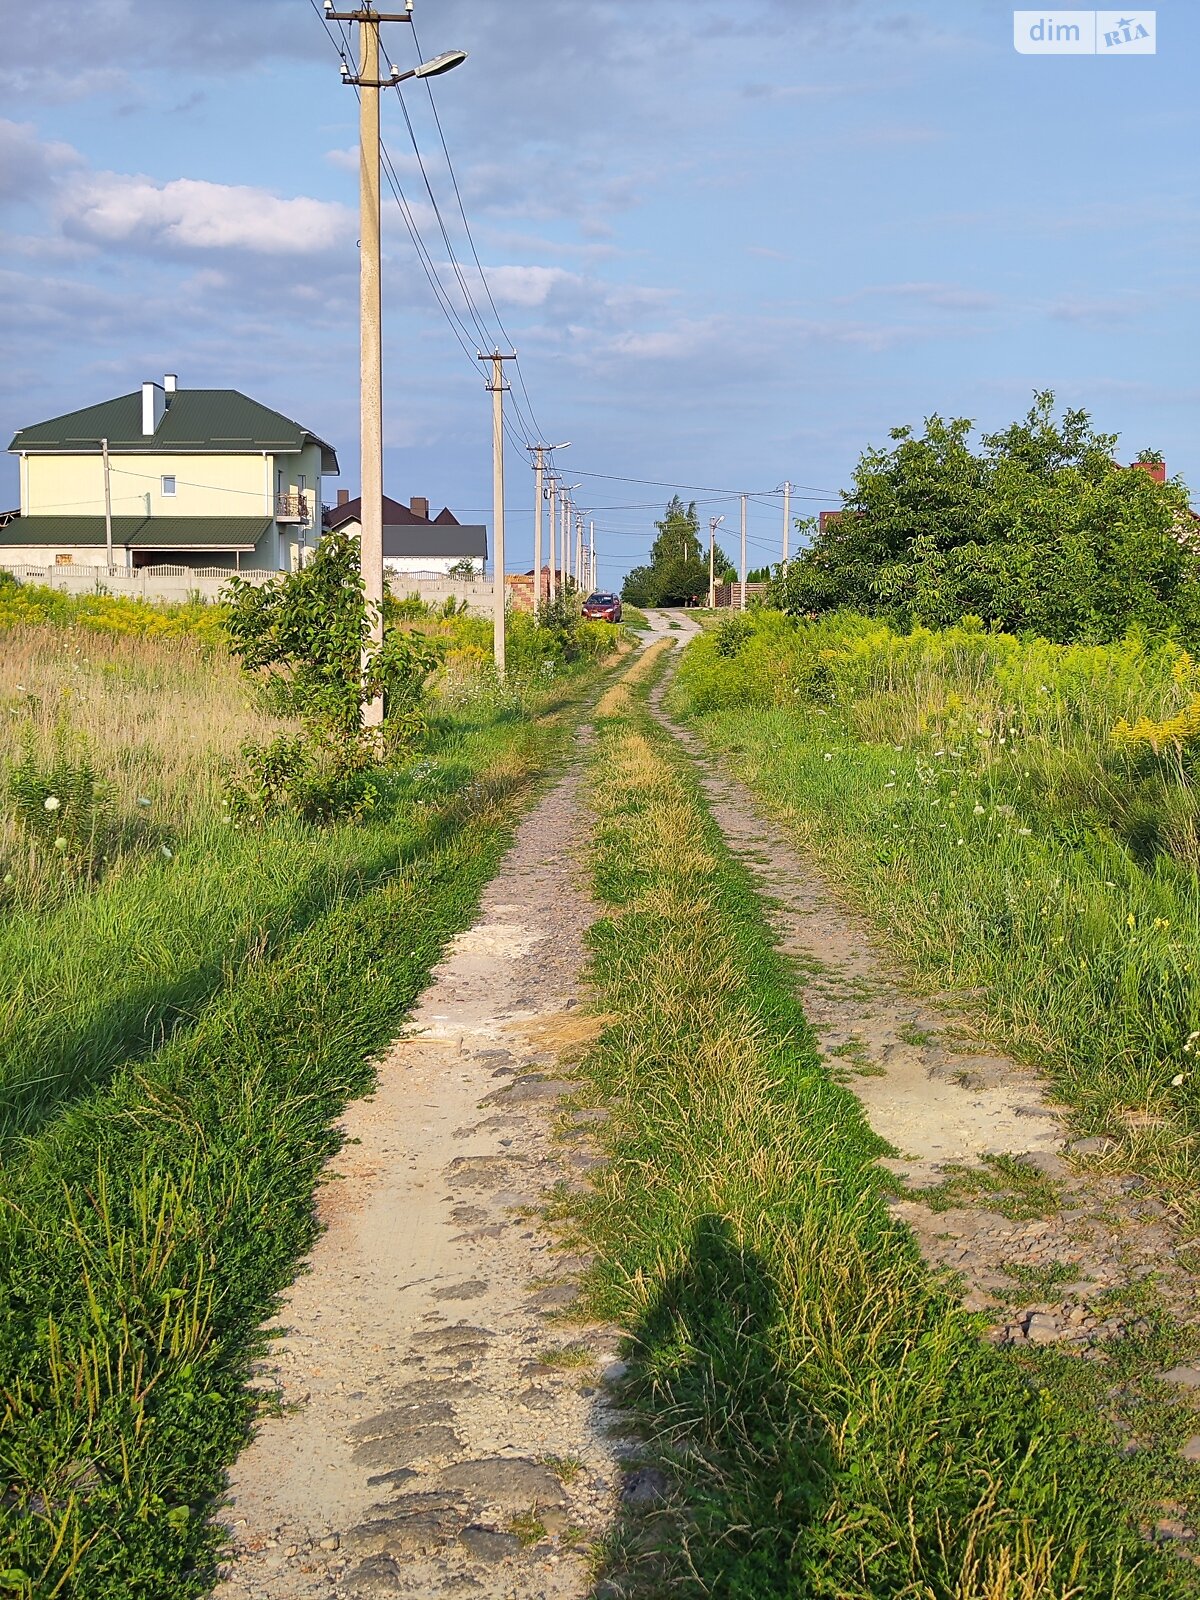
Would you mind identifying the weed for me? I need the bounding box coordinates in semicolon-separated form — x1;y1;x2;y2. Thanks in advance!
911;1154;1062;1220
540;1454;585;1484
536;1343;593;1369
508;1510;548;1547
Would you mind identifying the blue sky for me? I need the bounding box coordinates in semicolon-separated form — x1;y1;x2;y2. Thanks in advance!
1;1;1194;585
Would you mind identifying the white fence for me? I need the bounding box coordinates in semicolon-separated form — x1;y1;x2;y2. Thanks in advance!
0;561;497;614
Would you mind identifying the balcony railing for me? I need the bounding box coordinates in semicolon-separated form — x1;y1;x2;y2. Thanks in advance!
275;493;309;523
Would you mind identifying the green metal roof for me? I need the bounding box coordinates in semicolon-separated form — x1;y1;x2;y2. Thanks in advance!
0;515;273;551
8;389;338;473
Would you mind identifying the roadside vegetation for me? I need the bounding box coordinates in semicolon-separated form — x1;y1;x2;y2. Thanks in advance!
576;643;1197;1598
0;558;624;1597
777;393;1200;642
672;608;1200;1224
621;497;728;608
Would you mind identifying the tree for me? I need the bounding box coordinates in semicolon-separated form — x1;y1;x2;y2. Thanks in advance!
622;497;730;605
224;531;436;740
774;393;1200;642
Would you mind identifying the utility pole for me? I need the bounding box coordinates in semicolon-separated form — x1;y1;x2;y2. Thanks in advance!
100;437;113;571
781;479;792;568
529;444;545;619
589;520;595;593
527;441;569;619
547;474;558;605
575;514;583;592
479;350;516;677
739;492;748;612
709;514;723;609
330;8;466;728
561;485;580;595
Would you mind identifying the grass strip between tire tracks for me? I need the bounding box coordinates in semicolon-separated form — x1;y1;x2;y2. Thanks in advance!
572;644;1197;1599
0;680;598;1598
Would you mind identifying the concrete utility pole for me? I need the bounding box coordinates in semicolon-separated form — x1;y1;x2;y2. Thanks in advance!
100;437;113;570
782;479;792;568
527;441;569;619
480;350;517;677
561;485;580;593
589;520;595;593
709;514;724;609
547;474;558;605
330;8;466;727
575;514;583;592
739;492;748;612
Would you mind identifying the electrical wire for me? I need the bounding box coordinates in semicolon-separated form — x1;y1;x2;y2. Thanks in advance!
408;13;548;446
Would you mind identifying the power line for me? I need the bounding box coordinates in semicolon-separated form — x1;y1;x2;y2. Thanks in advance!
408;13;547;447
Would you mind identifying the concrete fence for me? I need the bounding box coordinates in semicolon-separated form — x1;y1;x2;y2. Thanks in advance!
0;561;500;615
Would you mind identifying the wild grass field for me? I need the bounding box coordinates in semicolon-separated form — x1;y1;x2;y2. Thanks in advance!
0;582;623;1598
671;609;1200;1224
574;643;1197;1598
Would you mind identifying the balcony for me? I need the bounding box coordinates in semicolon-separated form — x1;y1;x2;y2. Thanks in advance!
275;493;309;523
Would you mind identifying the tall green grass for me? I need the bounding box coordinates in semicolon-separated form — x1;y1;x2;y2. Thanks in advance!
0;618;615;1595
671;611;1200;1218
577;649;1196;1599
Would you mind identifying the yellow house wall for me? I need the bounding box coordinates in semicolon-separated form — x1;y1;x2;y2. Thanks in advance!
23;452;272;519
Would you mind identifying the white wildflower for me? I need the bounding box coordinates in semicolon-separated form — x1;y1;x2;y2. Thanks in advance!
43;795;61;812
1172;1072;1185;1087
53;836;67;851
160;845;173;860
1018;827;1032;836
973;804;985;815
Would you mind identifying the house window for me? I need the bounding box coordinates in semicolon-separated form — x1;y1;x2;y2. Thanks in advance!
161;475;176;496
55;553;73;566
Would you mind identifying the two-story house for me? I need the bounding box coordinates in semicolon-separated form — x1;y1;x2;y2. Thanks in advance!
1;376;338;572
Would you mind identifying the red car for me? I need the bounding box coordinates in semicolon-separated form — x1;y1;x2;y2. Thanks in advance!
581;591;623;622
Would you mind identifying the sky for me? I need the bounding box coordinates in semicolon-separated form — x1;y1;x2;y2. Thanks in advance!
0;1;1195;586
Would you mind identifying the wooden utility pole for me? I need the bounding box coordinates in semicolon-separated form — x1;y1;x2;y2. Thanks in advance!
739;492;748;611
479;351;516;677
782;479;792;568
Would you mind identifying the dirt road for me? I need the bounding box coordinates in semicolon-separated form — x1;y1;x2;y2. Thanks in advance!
214;719;629;1600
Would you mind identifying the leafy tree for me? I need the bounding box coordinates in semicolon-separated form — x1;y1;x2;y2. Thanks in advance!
774;393;1200;642
623;497;730;605
224;531;435;739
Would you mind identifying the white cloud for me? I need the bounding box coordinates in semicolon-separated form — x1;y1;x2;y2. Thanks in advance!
0;118;81;201
62;173;352;256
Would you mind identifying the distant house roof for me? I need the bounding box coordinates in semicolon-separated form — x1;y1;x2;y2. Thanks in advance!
382;524;486;560
325;494;461;531
0;515;272;552
8;390;338;473
325;494;484;558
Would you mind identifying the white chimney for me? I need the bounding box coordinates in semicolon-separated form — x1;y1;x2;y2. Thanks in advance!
164;373;177;394
142;381;165;436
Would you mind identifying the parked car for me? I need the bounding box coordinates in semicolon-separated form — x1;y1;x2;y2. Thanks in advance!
581;591;623;622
